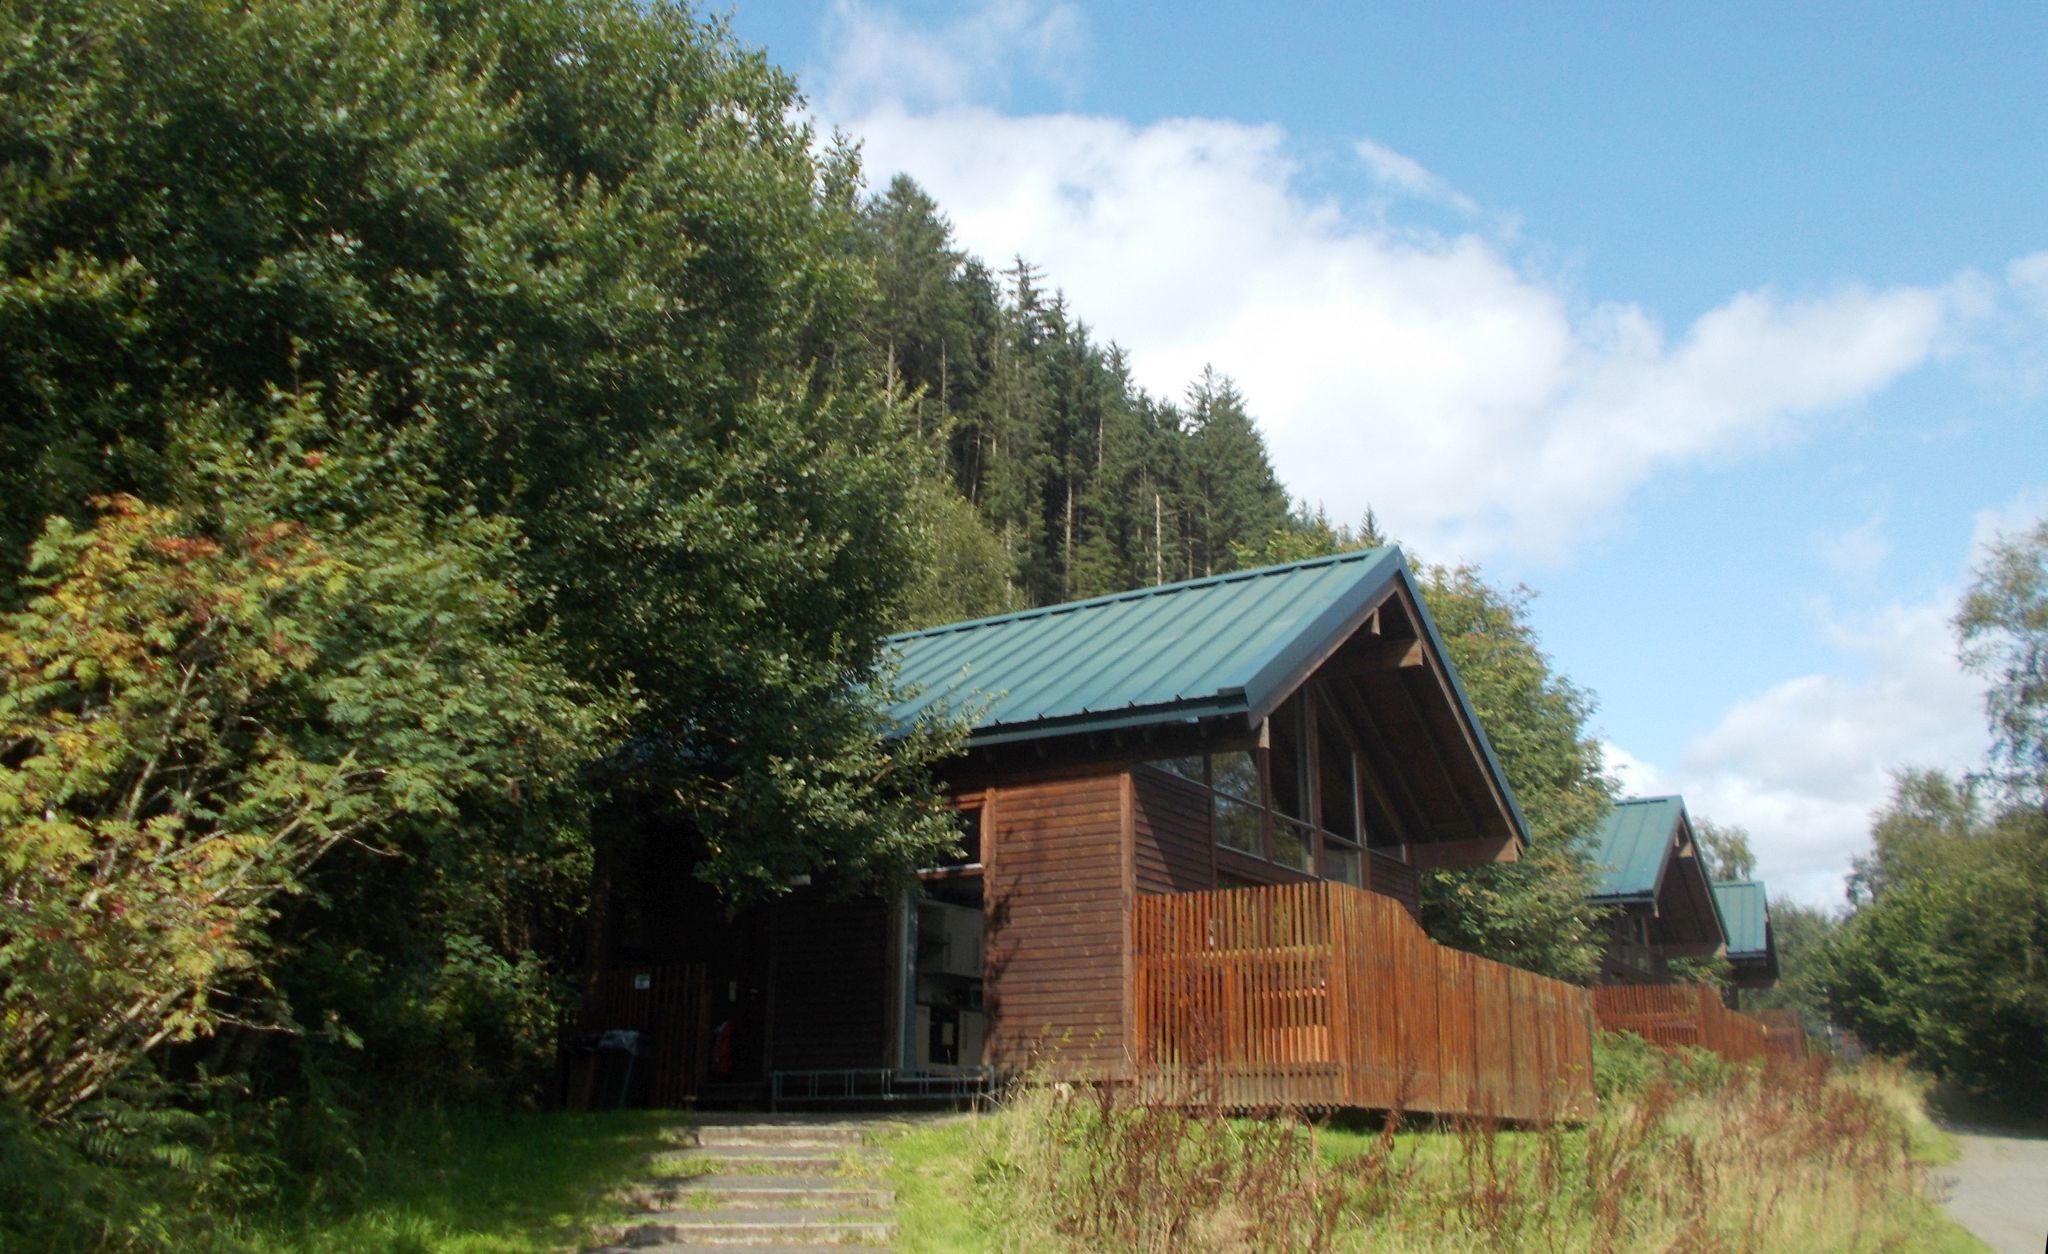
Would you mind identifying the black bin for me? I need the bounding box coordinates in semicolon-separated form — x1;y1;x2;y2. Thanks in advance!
593;1029;653;1109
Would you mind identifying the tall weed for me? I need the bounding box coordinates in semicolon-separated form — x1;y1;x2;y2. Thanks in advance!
956;1048;1965;1253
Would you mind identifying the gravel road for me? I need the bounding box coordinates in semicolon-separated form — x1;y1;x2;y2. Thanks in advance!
1938;1127;2048;1254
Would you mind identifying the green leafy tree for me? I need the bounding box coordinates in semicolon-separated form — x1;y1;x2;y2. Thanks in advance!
1812;772;2048;1107
1958;516;2048;798
0;0;963;900
894;471;1014;631
1413;564;1616;982
1695;818;1758;881
1181;368;1288;578
1234;502;1386;568
1743;898;1838;1023
1;402;603;1123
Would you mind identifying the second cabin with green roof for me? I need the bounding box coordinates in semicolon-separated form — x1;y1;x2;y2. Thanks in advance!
1585;795;1730;984
1583;795;1786;995
1710;879;1781;992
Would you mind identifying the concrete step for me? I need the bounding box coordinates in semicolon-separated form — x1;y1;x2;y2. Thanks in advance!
617;1207;895;1246
690;1124;868;1148
645;1175;892;1209
650;1149;873;1179
601;1246;893;1253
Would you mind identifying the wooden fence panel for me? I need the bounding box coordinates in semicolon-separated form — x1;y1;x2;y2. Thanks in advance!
1132;882;1594;1121
1592;984;1775;1067
1757;1009;1810;1062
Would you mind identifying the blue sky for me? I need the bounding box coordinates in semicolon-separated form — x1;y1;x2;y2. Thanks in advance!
726;1;2048;905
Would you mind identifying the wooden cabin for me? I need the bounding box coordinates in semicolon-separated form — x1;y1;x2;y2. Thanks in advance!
1586;796;1729;984
1709;879;1780;996
585;549;1596;1117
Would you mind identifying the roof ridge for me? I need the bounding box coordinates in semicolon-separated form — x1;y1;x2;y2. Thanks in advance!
884;546;1395;643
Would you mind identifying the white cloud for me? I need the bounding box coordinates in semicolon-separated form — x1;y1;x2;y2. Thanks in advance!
1609;594;1982;907
1815;513;1893;581
815;49;1975;560
1353;139;1480;217
815;0;1086;115
2009;250;2048;312
1602;490;2048;908
1948;249;2048;400
1966;483;2048;554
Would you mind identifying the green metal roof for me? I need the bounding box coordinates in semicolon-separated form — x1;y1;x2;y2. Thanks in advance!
886;547;1403;740
883;547;1530;845
1587;796;1687;899
1711;880;1771;957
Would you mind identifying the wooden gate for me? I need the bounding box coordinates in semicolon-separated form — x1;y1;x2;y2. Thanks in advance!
573;964;711;1107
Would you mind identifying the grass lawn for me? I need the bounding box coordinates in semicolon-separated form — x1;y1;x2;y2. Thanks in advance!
880;1117;991;1254
235;1109;680;1254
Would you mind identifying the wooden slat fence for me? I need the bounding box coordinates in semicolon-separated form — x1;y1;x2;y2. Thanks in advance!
1756;1008;1811;1062
1591;984;1769;1064
1131;881;1594;1121
574;964;710;1107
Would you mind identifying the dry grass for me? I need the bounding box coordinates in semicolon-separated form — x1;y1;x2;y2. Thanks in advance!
898;1044;1976;1253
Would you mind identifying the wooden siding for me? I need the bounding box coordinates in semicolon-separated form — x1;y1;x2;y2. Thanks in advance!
1133;768;1214;895
1131;882;1595;1122
986;771;1129;1076
1363;852;1421;916
1591;984;1770;1064
768;893;893;1070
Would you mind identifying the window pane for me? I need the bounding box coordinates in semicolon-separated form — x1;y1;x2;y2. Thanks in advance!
1272;818;1311;872
926;807;982;869
1214;794;1262;854
1323;844;1361;887
1211;750;1259;803
1146;755;1205;784
1269;701;1309;821
1315;699;1358;841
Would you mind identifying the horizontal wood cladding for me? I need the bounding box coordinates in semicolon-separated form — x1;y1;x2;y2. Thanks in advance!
986;771;1128;1076
1133;767;1214;895
768;892;891;1070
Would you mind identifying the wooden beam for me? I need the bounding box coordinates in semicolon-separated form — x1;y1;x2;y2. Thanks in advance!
1369;662;1485;842
1386;584;1521;846
1320;638;1427;679
1405;834;1520;870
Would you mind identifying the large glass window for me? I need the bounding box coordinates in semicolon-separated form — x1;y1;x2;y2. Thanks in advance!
1271;818;1312;871
1315;694;1359;842
1209;749;1264;855
1323;843;1362;887
1268;699;1310;823
922;805;983;871
1152;755;1206;785
1210;750;1259;803
1139;720;1383;880
1214;795;1263;855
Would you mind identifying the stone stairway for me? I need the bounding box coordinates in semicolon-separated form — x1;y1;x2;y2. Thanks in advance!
595;1115;897;1251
